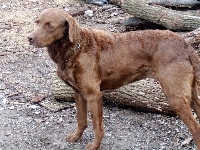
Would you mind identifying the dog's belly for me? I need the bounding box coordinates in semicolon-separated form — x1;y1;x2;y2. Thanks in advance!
100;77;140;90
100;68;153;90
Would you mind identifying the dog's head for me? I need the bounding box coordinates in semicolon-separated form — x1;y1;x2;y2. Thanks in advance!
28;8;78;48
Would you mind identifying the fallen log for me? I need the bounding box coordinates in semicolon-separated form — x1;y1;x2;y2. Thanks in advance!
146;0;200;7
111;0;200;31
184;27;200;50
50;29;200;115
111;0;200;7
51;75;174;114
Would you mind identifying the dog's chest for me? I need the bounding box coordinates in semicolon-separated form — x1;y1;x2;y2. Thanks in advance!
56;65;78;90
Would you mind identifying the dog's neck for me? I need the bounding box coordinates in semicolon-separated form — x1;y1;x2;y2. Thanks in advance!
47;36;80;68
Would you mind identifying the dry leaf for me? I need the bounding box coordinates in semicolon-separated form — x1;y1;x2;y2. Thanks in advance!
34;118;46;124
31;94;46;103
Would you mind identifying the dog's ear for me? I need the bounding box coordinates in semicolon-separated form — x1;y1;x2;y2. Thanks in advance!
65;16;78;43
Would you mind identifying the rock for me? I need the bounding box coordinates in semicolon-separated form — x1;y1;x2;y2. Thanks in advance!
181;137;193;146
29;104;40;109
86;0;108;6
28;0;38;2
8;106;15;110
34;111;41;115
84;10;94;17
57;117;63;124
2;4;8;9
110;12;118;17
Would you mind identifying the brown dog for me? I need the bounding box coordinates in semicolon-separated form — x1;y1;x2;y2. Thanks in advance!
28;8;200;150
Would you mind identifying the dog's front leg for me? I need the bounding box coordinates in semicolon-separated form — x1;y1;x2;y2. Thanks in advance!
85;91;104;150
66;90;88;142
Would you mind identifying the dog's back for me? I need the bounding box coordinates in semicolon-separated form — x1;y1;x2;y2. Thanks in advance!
92;30;194;90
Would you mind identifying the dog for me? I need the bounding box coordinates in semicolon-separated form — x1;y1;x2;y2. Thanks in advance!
28;8;200;150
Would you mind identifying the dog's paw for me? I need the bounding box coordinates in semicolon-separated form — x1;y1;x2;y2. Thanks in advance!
86;142;100;150
66;133;81;143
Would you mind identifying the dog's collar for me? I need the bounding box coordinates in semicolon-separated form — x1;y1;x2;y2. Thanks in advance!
76;43;81;50
65;42;81;62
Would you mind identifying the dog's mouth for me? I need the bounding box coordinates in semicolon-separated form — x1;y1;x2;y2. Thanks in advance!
28;40;34;46
27;34;41;48
28;38;43;48
28;41;40;48
28;36;35;46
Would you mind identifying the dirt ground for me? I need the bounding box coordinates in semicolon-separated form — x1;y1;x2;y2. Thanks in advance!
0;0;197;149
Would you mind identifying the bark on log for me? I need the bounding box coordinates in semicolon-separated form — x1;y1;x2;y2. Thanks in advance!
114;0;200;31
110;0;200;7
184;27;200;50
146;0;200;7
50;29;200;115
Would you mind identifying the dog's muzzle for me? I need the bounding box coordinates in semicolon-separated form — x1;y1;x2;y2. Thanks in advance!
27;34;35;45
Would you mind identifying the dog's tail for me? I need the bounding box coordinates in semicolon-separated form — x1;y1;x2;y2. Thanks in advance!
189;48;200;87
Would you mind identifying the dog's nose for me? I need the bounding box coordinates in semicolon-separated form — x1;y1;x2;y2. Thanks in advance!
27;34;35;43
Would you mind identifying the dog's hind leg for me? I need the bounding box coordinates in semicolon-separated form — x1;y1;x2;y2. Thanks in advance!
166;95;200;149
157;62;200;149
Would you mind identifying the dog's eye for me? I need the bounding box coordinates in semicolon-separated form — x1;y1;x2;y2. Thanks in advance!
46;22;54;29
35;20;39;25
